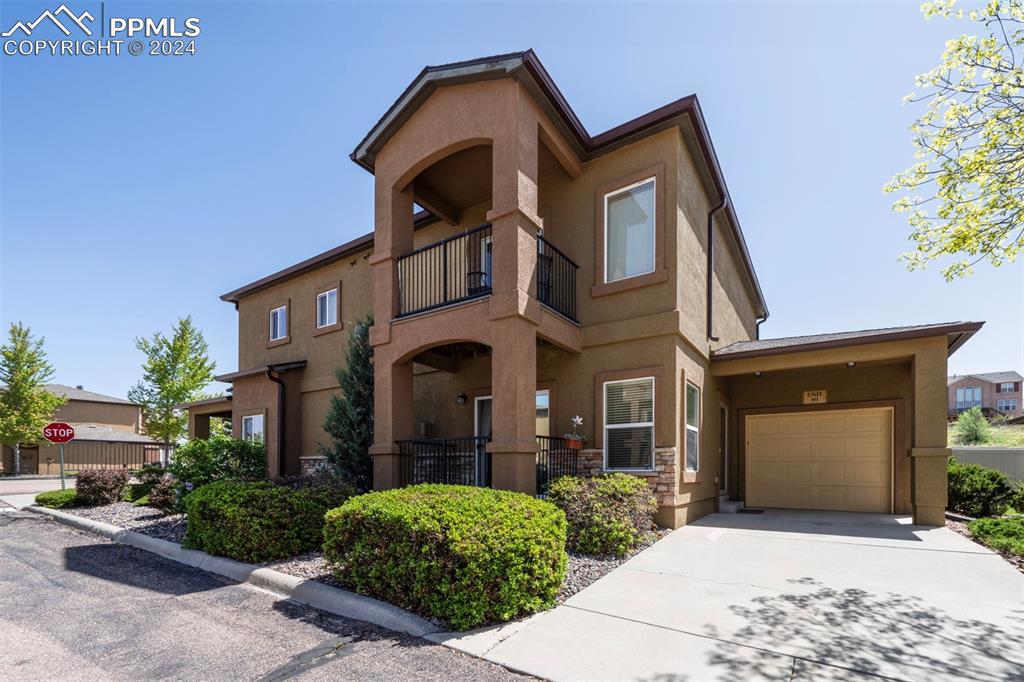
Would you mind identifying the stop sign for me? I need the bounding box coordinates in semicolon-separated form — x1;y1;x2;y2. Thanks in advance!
43;422;75;443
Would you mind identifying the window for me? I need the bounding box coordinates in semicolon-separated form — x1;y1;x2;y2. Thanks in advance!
535;389;550;437
999;382;1017;393
604;178;655;282
685;382;700;471
269;305;288;341
241;414;264;443
956;386;981;410
604;377;654;470
316;288;338;328
997;399;1017;412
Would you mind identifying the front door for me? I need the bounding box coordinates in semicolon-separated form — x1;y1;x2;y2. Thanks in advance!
719;405;728;494
474;397;492;485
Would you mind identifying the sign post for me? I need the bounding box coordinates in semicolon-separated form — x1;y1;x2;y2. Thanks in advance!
43;422;75;491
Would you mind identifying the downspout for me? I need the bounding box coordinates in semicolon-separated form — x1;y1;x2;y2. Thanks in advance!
706;195;729;342
266;368;286;477
755;311;770;341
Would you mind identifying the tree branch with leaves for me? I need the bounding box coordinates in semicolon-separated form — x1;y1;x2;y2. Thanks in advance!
885;0;1024;279
0;323;66;474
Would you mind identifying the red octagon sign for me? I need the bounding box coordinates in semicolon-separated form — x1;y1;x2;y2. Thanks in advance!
43;422;75;444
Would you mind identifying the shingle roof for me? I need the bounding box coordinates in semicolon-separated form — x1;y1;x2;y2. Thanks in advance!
45;384;136;406
947;371;1023;386
66;423;158;443
712;321;984;361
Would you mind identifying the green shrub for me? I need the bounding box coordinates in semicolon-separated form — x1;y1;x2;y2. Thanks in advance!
323;485;567;630
1008;483;1024;515
132;495;151;507
184;478;353;562
148;474;180;513
170;435;266;500
35;489;79;508
947;457;1013;517
75;469;130;505
133;464;167;485
951;407;993;445
968;516;1024;556
548;473;658;557
122;482;154;503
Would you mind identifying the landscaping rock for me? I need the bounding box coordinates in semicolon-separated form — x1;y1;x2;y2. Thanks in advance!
67;502;185;544
557;528;669;603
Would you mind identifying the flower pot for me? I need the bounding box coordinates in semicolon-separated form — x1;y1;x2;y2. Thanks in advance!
566;438;583;450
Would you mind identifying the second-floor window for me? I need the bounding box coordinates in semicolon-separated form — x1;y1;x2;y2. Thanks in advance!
269;305;288;341
999;382;1017;393
998;399;1017;412
955;386;982;410
317;288;338;328
605;178;656;282
604;377;654;470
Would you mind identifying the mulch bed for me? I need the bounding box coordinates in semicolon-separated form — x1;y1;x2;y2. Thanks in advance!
66;502;186;544
946;518;1024;574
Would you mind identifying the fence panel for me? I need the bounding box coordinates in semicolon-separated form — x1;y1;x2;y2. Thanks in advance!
951;447;1024;482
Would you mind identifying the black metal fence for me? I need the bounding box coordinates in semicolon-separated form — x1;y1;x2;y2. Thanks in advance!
397;223;493;317
55;440;174;472
396;436;490;487
536;234;578;322
536;435;578;495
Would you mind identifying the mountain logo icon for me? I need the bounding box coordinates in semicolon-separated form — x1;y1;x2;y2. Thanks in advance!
2;4;94;37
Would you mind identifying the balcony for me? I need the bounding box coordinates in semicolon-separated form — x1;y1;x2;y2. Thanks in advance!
395;223;578;322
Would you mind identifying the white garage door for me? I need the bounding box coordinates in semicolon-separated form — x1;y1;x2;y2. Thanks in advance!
745;408;893;513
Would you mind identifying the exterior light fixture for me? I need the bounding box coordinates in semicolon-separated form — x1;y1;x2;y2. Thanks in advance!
457;393;467;405
754;371;762;377
847;362;856;368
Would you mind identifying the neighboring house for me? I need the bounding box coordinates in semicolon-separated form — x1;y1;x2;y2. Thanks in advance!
947;371;1023;420
190;51;982;527
1;384;159;474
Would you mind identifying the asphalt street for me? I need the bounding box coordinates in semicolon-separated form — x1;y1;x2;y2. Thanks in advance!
0;512;529;681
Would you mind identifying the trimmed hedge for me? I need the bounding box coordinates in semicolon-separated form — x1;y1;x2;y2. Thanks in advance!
35;489;79;508
184;478;354;562
948;457;1013;517
548;473;658;557
76;469;130;506
323;485;567;630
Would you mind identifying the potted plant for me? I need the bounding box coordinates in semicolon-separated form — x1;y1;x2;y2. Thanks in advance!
564;415;586;450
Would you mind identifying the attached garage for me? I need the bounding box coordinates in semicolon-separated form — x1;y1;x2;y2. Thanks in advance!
745;408;893;513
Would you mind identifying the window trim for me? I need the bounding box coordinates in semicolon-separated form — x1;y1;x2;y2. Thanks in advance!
267;300;290;348
603;176;657;284
313;282;342;336
592;163;668;298
997;399;1017;412
241;413;265;443
999;382;1016;393
684;381;700;472
602;375;656;472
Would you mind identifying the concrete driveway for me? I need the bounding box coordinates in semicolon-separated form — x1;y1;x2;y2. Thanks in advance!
0;476;74;510
438;510;1024;681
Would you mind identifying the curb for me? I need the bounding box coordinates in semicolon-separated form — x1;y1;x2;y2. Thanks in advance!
26;505;441;638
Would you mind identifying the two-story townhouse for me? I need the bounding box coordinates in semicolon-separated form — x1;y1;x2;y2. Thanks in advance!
947;371;1023;419
194;51;982;527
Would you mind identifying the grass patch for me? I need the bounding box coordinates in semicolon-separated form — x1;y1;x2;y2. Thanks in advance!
968;516;1024;556
948;424;1024;447
35;489;79;509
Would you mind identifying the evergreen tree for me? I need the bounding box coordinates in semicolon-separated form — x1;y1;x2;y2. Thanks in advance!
128;316;215;444
320;314;374;490
0;323;66;474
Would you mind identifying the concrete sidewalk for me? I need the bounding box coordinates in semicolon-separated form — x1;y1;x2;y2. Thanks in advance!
435;510;1024;681
0;476;74;509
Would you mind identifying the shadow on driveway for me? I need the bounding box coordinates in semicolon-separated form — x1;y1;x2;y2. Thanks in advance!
700;577;1024;681
63;543;226;595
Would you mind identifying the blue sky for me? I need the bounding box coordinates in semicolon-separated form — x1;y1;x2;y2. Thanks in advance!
2;1;1021;399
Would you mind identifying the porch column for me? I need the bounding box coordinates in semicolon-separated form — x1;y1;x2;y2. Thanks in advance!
489;319;538;494
910;336;951;526
370;354;414;490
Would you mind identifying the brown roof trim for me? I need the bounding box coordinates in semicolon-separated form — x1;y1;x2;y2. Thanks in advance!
349;50;768;317
220;211;437;303
175;395;231;410
711;322;984;362
214;360;308;383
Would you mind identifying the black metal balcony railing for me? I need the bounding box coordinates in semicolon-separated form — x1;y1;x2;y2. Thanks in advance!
536;435;578;495
536;234;578;322
397;223;493;318
395;435;579;495
396;436;491;487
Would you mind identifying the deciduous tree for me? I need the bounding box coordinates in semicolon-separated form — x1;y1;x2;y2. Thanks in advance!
0;323;66;474
885;0;1024;279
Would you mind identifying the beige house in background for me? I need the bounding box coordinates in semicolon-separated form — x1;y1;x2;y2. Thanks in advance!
193;51;982;527
2;384;158;475
947;371;1023;420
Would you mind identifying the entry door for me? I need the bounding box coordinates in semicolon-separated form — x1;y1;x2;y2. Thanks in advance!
719;405;728;493
745;408;893;513
474;397;492;485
